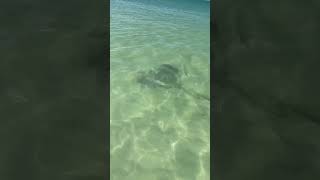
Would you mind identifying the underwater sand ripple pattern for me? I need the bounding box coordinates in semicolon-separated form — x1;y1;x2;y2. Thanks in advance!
111;0;210;179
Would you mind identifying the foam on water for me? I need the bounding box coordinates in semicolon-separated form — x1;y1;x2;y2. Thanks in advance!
111;0;210;179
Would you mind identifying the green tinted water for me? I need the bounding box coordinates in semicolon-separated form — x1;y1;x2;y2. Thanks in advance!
111;0;210;179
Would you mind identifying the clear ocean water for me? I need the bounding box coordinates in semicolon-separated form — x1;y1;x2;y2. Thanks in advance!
110;0;210;179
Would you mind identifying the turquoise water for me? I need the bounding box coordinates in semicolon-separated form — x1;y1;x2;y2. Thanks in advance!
110;0;210;179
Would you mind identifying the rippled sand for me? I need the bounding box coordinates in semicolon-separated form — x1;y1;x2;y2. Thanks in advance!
111;0;210;179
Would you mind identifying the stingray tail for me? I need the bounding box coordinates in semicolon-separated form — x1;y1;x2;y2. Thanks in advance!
181;87;210;102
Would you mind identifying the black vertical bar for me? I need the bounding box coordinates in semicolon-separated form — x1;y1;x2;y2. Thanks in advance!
212;0;320;179
211;0;216;179
106;0;111;179
0;0;109;179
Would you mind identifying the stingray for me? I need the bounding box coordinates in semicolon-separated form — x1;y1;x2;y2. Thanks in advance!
136;64;210;102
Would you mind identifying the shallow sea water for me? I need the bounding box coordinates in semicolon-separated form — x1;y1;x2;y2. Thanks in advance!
110;0;210;179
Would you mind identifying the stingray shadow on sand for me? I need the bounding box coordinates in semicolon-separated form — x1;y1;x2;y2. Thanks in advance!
136;64;210;102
